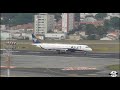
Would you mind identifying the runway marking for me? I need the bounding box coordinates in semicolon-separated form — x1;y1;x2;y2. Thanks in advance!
61;67;96;71
0;66;16;68
12;51;20;52
0;75;30;77
27;52;42;53
2;51;20;52
87;74;98;75
11;55;23;56
68;74;81;77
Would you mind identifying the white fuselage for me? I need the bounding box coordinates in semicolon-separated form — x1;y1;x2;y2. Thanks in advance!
32;43;92;52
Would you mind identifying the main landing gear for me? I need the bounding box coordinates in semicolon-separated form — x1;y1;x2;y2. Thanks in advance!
56;50;67;54
83;51;88;55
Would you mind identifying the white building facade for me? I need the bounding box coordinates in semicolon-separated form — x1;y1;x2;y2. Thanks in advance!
0;25;6;30
62;13;74;33
107;13;120;17
105;13;120;20
80;13;98;21
45;33;66;40
34;13;55;35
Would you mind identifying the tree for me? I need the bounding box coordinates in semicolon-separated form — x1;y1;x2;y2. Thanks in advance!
104;17;120;31
110;17;120;30
1;13;63;26
96;26;106;38
78;24;86;31
68;29;75;35
87;34;96;40
85;24;100;40
10;13;35;26
95;13;107;20
104;19;111;30
75;13;80;22
1;13;19;19
85;24;96;35
1;13;36;26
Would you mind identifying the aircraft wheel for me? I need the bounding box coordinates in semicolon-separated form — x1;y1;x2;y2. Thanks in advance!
84;51;88;55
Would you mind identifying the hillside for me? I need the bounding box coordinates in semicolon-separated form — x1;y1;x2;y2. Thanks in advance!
1;13;80;26
1;13;62;26
1;13;36;26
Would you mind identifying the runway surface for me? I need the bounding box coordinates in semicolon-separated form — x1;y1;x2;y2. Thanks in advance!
0;50;120;77
1;50;119;58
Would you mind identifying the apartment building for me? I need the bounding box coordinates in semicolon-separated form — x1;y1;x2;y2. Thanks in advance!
34;13;55;35
62;13;74;33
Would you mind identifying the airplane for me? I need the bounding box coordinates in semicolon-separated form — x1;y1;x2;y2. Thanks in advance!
31;34;92;55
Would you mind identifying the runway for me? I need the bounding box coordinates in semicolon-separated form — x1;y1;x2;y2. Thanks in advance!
1;50;119;59
0;50;120;77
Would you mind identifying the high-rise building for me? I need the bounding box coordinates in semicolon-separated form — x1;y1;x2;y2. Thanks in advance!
62;13;74;33
34;13;54;35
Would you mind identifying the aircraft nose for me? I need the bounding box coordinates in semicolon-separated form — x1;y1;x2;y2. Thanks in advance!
89;48;92;51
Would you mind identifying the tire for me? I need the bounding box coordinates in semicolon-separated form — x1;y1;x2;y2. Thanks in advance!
83;51;87;55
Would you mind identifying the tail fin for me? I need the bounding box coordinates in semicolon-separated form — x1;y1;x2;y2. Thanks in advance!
32;34;41;43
